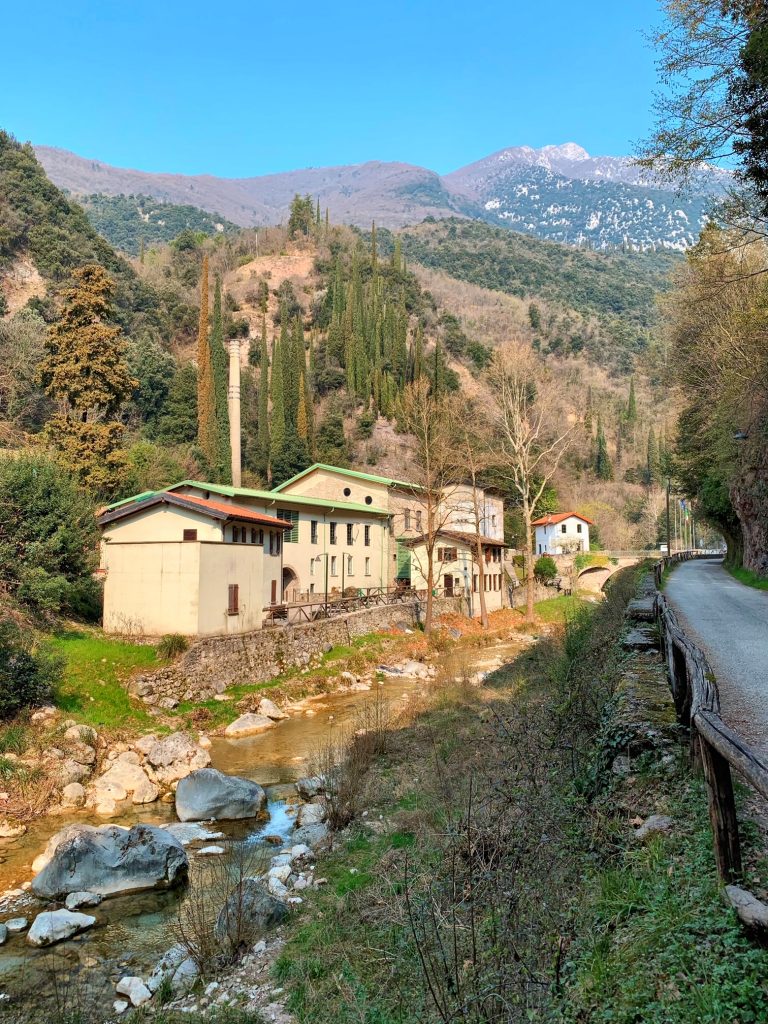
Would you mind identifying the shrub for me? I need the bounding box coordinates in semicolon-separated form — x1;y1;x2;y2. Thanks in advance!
0;724;29;755
157;633;189;660
534;555;558;582
0;622;63;719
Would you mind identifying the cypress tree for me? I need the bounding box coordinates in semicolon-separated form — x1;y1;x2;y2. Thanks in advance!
270;337;286;457
297;373;309;441
414;324;425;380
646;427;659;486
594;414;613;480
196;256;217;471
627;376;638;424
315;197;321;228
371;221;377;272
257;323;270;480
584;386;593;433
210;276;232;483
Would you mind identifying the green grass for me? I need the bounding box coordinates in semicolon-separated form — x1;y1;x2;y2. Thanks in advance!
49;629;160;731
727;565;768;591
533;594;588;622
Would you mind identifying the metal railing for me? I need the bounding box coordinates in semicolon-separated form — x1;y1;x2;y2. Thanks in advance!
655;552;768;881
262;586;417;627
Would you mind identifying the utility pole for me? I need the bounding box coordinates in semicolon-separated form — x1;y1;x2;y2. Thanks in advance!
666;479;671;556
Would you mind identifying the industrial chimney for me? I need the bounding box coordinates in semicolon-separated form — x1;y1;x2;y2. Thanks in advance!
228;338;242;487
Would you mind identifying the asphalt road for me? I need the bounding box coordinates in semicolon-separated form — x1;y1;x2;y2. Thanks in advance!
666;558;768;761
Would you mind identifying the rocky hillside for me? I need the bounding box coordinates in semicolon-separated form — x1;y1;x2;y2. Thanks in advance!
34;141;724;250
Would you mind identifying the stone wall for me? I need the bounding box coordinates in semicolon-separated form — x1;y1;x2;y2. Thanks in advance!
130;598;463;707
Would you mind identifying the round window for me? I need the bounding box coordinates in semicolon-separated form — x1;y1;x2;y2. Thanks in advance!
365;496;373;505
343;487;351;497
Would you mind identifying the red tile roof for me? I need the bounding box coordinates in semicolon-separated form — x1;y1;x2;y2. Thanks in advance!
531;512;594;527
98;492;292;529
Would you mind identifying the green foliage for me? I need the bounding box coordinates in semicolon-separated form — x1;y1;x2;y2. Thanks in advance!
122;440;189;495
288;194;316;238
0;621;62;720
315;402;350;466
0;724;28;755
534;554;558;581
157;633;189;659
153;363;198;444
76;193;236;256
594;415;613;480
0;455;100;617
126;332;176;425
210;276;232;482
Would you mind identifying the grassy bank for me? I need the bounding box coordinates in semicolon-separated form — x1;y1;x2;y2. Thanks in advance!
267;569;768;1024
728;565;768;591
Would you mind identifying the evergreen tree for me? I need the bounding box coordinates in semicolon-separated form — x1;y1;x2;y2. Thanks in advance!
154;364;198;444
270;338;286;457
210;276;232;483
371;221;377;272
39;264;135;493
297;373;309;441
594;414;613;480
257;324;270;479
646;426;659;486
584;386;593;433
196;256;217;470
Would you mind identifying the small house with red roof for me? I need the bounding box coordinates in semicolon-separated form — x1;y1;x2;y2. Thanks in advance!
98;492;292;636
532;512;593;556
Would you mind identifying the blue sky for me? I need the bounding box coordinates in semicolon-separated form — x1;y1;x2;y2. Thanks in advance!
1;0;663;176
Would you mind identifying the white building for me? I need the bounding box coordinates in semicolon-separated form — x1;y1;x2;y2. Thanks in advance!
532;512;592;555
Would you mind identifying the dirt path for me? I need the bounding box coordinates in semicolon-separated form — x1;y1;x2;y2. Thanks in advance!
666;558;768;762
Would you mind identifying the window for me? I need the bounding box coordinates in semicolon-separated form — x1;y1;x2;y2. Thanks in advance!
251;528;257;544
310;520;318;544
347;554;354;575
258;529;264;545
276;508;299;543
310;558;315;577
561;523;567;533
438;547;458;563
330;555;338;577
365;557;371;576
182;529;197;542
365;495;372;505
227;584;239;615
576;523;582;534
491;514;497;527
330;522;337;545
416;510;422;531
346;523;354;545
364;524;370;546
269;532;282;556
473;574;478;593
404;509;411;530
310;583;315;594
343;486;351;497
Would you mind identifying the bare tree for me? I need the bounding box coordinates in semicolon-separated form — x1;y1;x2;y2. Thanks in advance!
454;413;496;629
487;341;575;622
399;379;461;632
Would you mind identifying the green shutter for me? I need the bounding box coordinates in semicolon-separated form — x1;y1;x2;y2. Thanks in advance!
277;509;299;543
396;541;412;580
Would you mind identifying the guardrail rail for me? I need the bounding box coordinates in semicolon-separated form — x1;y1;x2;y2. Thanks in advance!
654;552;768;881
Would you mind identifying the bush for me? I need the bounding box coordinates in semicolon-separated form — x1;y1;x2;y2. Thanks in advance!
534;555;558;582
0;622;63;719
157;633;189;660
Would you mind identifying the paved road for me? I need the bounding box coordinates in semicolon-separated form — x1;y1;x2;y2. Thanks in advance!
666;558;768;761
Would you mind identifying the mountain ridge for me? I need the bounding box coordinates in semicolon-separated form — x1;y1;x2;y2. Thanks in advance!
33;140;726;250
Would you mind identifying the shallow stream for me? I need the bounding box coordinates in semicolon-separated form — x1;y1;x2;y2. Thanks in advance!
0;639;523;1011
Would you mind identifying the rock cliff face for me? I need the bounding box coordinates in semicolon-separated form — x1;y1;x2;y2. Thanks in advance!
731;439;768;575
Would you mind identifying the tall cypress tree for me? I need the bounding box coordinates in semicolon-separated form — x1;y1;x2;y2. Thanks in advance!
257;322;270;480
646;427;659;486
594;414;613;480
270;337;286;457
196;256;217;470
297;373;309;441
210;276;232;483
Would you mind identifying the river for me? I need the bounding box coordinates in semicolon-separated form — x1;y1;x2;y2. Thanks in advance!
0;639;524;1013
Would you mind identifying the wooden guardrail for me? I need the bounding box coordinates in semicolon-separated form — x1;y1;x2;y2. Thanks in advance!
654;551;768;881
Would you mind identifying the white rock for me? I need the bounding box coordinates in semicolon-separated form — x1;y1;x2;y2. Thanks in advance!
64;725;97;745
171;957;199;993
267;876;289;899
146;943;187;993
144;732;211;786
634;814;674;840
27;910;95;946
252;939;267;954
160;822;224;846
296;802;326;827
113;1000;129;1014
223;713;276;738
290;844;313;861
268;864;292;884
65;891;103;910
293;875;310;890
0;821;26;839
270;853;292;867
197;845;225;856
205;981;220;997
60;783;86;809
116;976;152;1007
89;760;159;806
5;918;27;934
257;698;288;721
0;925;7;945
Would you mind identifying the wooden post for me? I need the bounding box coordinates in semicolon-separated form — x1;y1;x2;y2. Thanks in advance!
700;739;742;882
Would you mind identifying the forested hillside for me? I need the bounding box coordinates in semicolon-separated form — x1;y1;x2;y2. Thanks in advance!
395;219;680;372
0;138;678;551
76;193;237;255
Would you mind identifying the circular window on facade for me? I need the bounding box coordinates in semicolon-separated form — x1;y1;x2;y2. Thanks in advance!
365;496;373;505
343;487;351;497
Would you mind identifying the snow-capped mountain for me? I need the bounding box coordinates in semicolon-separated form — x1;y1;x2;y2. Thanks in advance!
35;141;729;252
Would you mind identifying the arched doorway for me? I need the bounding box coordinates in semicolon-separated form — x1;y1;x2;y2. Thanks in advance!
282;566;299;603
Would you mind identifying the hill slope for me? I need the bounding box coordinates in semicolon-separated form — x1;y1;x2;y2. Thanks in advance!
33;141;722;250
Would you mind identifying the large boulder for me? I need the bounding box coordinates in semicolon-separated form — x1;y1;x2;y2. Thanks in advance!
224;713;276;738
214;877;288;951
88;758;159;807
27;909;96;946
175;768;267;822
256;698;288;721
140;732;211;786
31;824;188;899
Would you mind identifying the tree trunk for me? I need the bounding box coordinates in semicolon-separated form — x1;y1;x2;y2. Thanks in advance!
524;501;535;622
425;549;434;633
476;538;488;628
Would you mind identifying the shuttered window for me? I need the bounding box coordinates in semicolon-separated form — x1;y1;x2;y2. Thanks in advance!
227;584;239;615
276;509;299;543
182;529;197;541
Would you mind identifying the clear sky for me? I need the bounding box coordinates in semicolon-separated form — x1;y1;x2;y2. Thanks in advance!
1;0;664;177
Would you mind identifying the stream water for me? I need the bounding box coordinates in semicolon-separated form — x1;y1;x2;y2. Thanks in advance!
0;640;524;1013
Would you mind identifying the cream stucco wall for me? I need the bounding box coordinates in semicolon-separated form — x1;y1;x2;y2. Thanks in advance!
409;538;505;616
535;517;590;555
278;468;390;509
102;504;223;544
197;542;265;636
103;541;201;636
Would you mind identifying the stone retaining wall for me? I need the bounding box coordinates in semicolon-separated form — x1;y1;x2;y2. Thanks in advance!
130;597;464;707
